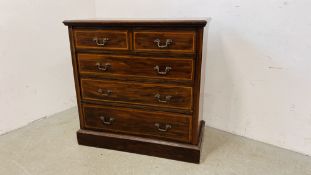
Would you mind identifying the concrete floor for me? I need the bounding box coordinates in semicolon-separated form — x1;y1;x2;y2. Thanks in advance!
0;108;310;175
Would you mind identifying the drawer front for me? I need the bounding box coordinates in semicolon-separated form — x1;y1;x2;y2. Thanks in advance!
83;104;191;142
74;29;129;50
78;54;193;81
81;79;192;110
134;31;195;52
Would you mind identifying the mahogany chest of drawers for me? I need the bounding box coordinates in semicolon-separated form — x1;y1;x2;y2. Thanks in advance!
63;20;208;163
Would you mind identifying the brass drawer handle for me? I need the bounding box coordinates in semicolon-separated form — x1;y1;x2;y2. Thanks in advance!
154;93;172;103
99;116;114;125
154;65;172;75
155;123;171;132
97;89;112;96
154;39;173;48
96;62;111;71
93;37;109;46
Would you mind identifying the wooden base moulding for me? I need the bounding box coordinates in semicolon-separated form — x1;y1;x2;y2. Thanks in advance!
77;121;205;163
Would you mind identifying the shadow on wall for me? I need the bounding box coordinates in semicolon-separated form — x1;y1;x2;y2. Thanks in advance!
202;22;272;137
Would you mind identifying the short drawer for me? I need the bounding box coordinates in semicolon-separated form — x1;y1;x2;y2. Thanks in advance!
74;29;129;50
134;31;195;52
81;79;192;110
78;54;193;81
82;104;191;143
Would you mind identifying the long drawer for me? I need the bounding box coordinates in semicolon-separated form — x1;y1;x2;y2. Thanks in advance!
77;54;193;81
82;104;191;143
80;79;193;110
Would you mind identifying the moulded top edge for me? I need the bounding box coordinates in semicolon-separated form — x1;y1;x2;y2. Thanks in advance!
63;19;210;27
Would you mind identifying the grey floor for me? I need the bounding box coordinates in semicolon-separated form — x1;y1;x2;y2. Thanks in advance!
0;108;310;175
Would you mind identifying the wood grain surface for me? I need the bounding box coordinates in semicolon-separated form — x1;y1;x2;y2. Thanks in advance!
82;104;191;143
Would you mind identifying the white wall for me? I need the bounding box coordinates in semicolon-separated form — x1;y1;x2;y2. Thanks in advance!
95;0;311;156
0;0;95;134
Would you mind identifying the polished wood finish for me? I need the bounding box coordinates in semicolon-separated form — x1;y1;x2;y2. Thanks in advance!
64;19;207;27
134;31;195;52
68;27;85;129
77;54;194;81
192;28;205;144
74;29;129;50
64;19;208;163
77;121;205;163
83;104;191;143
80;79;193;110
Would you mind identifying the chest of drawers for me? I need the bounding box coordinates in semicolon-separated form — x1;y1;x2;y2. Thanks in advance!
64;20;208;163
